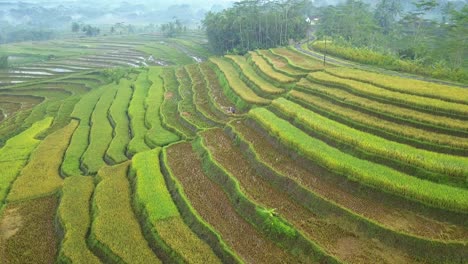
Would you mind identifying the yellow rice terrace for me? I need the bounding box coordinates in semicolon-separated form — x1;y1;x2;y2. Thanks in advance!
1;2;467;263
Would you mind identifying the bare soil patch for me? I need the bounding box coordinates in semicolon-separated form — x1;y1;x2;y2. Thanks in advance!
0;196;58;264
166;142;294;264
233;119;468;241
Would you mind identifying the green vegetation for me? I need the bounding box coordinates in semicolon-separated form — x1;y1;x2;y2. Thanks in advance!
161;144;242;263
130;148;221;263
308;71;468;116
203;0;309;54
136;43;193;65
226;55;284;95
271;98;468;185
0;55;8;69
250;107;468;213
176;67;214;129
106;79;134;163
0;117;52;207
90;162;161;264
248;52;296;84
257;50;308;77
199;62;238;116
271;48;324;72
81;86;117;174
145;67;180;147
207;62;249;112
159;68;196;138
289;90;468;151
2;32;467;264
298;79;468;133
197;130;336;263
227;119;468;263
57;176;100;264
7;120;77;202
62;86;107;176
185;64;224;124
314;1;468;83
127;71;151;155
312;41;468;83
210;57;270;105
324;67;468;104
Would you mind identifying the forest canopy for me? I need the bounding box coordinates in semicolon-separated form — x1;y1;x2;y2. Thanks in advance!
314;0;467;81
202;0;311;54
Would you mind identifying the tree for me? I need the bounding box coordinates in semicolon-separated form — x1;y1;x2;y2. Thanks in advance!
160;18;185;37
202;0;309;54
316;0;376;47
0;55;8;69
82;25;100;37
413;0;438;13
445;4;468;69
374;0;402;34
72;22;80;33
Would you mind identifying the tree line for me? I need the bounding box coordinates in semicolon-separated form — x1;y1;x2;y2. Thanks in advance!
202;0;311;54
314;0;467;73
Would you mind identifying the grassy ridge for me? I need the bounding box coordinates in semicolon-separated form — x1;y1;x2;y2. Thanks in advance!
197;131;338;263
81;86;117;174
57;176;101;264
145;67;180;147
199;62;239;116
130;148;221;263
207;61;250;112
248;51;296;84
106;79;134;163
227;120;468;263
249;108;468;213
185;64;224;124
7;120;77;202
308;71;468;117
162;144;242;263
210;57;270;105
0;117;52;207
310;41;468;83
136;43;194;65
298;79;468;133
89;162;161;264
176;67;213;129
271;48;324;72
127;71;151;155
160;68;196;139
271;98;468;185
62;85;107;176
257;50;307;77
289;89;468;152
0;109;32;148
226;55;284;95
324;68;468;104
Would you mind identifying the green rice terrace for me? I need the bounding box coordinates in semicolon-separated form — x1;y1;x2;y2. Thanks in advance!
0;34;467;264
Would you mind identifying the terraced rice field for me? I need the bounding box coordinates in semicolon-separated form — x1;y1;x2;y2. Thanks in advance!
0;34;467;264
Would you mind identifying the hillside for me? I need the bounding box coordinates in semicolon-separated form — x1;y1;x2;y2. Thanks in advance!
0;34;467;264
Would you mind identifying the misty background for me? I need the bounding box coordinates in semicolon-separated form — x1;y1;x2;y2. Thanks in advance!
1;1;465;28
0;0;466;44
